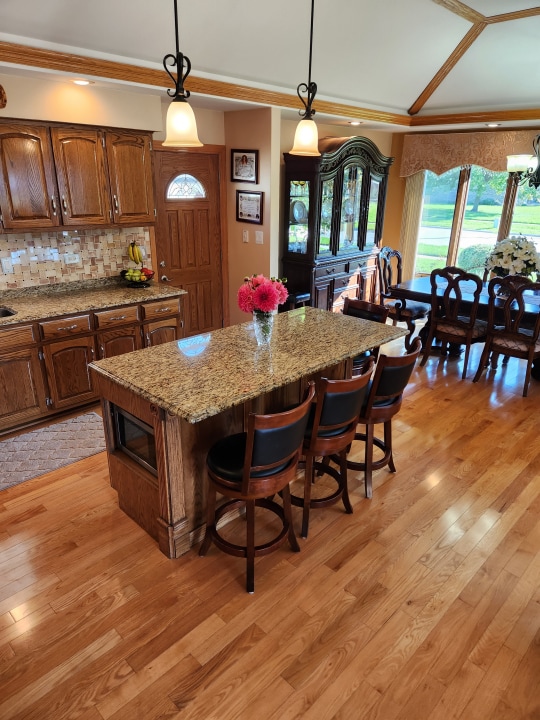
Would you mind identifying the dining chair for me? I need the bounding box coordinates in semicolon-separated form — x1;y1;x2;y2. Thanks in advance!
343;297;389;374
473;274;540;397
289;361;374;539
199;382;316;594
346;337;422;498
419;266;487;379
378;246;430;351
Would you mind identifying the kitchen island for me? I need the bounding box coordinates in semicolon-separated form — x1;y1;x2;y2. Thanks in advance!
89;307;407;557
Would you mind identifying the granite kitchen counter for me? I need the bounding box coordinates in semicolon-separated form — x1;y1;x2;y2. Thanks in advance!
0;277;186;326
90;307;407;424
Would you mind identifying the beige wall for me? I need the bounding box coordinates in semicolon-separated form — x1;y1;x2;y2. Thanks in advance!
0;72;163;131
383;133;407;250
225;107;278;326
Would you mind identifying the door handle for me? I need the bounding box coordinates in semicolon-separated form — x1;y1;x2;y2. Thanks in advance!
161;275;171;282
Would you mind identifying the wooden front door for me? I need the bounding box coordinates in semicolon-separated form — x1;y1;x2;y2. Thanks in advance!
154;149;225;336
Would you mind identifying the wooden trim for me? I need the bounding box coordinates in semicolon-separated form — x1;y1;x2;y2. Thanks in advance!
448;166;471;266
487;8;540;24
411;107;540;126
498;174;520;241
431;0;484;23
408;23;487;116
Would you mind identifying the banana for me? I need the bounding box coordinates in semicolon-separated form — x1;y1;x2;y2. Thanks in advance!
128;241;143;265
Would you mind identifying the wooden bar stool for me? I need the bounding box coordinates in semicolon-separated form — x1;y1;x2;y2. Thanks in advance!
347;338;422;498
290;362;374;538
199;382;316;593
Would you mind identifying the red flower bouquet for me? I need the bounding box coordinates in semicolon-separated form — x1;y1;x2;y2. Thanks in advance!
237;274;288;314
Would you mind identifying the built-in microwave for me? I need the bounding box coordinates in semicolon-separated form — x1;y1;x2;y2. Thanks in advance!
112;405;157;476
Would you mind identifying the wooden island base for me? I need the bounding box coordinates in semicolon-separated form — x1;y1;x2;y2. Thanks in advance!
95;362;348;558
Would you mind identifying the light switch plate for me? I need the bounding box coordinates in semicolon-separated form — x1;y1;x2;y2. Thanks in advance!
242;230;249;243
255;231;263;244
1;257;14;274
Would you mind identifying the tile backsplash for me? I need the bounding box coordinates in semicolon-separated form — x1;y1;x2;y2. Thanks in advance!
0;227;152;291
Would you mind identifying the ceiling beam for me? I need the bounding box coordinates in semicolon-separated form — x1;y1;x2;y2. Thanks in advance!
431;0;484;23
407;22;486;116
487;7;540;24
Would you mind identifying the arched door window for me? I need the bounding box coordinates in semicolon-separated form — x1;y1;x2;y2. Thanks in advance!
166;173;206;199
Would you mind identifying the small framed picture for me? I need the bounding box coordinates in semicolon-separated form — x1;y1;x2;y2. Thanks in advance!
236;190;263;224
231;149;259;183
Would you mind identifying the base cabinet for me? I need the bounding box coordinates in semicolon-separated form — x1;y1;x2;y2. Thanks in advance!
143;318;180;347
42;336;97;410
0;347;49;431
97;325;143;359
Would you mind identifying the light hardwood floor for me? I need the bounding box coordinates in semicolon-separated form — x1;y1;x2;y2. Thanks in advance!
0;340;539;720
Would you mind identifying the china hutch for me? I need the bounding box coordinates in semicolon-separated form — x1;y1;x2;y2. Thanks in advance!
282;135;394;311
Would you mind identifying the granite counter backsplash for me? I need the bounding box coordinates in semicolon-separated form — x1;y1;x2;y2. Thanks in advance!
0;276;186;326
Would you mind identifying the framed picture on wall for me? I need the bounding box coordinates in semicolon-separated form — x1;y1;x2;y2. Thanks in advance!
231;149;259;183
236;190;263;224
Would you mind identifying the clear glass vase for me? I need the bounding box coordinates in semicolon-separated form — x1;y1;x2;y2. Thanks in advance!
253;310;273;345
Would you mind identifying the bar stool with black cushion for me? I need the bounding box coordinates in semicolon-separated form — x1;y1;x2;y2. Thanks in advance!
378;246;430;351
343;297;390;374
419;266;487;379
473;274;540;397
199;382;316;594
347;337;422;499
287;292;311;311
290;360;374;539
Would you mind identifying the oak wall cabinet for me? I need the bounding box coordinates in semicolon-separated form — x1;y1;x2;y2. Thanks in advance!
0;120;156;231
282;136;393;312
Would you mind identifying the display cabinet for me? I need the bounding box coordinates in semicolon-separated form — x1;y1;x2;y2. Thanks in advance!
282;136;393;312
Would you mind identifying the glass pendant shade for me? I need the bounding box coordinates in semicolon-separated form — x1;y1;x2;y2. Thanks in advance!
507;154;536;173
290;119;320;156
163;98;202;147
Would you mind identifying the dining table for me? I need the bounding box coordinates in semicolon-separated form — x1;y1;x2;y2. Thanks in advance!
388;275;540;377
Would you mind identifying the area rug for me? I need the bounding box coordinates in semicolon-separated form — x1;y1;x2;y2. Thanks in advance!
0;412;106;490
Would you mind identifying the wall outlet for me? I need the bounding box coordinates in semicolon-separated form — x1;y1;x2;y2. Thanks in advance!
1;257;14;274
242;230;249;243
63;252;80;265
255;231;264;245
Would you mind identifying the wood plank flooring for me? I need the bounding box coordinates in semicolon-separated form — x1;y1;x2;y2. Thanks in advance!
0;340;539;719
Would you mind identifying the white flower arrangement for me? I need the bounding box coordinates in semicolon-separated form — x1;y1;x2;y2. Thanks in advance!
485;235;540;278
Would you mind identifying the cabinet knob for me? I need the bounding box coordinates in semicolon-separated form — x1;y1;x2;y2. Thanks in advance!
51;196;57;215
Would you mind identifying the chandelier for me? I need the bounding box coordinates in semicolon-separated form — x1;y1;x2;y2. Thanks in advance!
506;135;540;188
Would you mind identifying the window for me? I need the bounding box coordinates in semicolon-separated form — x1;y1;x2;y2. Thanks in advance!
509;183;540;250
415;165;516;277
166;174;206;199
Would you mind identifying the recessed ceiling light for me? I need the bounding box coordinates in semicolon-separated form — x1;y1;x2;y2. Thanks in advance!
349;121;362;126
485;123;501;127
73;79;94;86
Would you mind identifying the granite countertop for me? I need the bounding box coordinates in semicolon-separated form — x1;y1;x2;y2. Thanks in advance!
0;278;187;326
90;307;407;424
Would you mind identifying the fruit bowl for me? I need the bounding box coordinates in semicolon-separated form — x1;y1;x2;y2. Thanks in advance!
120;268;155;287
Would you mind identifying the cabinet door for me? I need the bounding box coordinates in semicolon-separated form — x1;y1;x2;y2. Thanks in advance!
0;123;60;229
43;336;97;410
50;127;111;225
105;131;155;224
143;318;180;347
97;325;142;358
0;347;49;431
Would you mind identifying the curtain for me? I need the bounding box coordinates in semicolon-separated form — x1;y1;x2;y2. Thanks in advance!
399;171;426;280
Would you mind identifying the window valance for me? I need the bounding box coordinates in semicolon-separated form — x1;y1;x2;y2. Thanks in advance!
400;130;540;177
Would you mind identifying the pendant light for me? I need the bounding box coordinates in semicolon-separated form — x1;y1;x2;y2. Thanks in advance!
162;0;202;147
290;0;320;156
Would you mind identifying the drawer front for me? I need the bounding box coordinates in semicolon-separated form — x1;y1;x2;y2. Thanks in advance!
39;314;91;340
0;324;35;350
141;298;181;319
94;305;139;329
314;262;348;278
